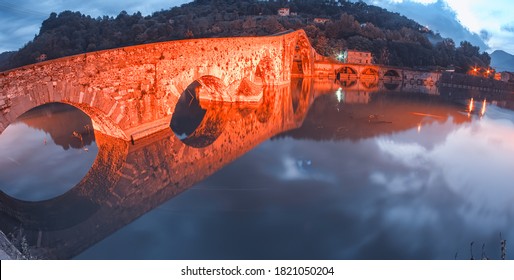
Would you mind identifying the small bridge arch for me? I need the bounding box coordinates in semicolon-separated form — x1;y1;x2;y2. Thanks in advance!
336;66;358;75
383;69;401;79
382;69;402;91
336;66;359;88
360;67;379;89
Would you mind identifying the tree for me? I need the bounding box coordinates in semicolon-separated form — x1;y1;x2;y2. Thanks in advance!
185;29;194;39
315;35;329;55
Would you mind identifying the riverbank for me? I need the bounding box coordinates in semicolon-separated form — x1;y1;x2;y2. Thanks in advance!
0;230;25;260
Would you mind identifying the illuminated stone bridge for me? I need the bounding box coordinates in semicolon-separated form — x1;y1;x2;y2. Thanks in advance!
0;30;317;141
0;29;445;142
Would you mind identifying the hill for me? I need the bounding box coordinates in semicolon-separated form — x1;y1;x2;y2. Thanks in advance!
0;51;15;70
491;50;514;72
0;0;490;73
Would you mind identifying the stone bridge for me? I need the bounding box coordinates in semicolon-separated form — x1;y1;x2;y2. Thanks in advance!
0;30;317;141
313;56;442;92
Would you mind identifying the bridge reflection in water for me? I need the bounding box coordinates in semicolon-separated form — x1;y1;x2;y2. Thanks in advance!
1;76;513;259
0;77;315;259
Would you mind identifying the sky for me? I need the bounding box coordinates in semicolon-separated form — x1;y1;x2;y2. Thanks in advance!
0;0;513;54
363;0;514;54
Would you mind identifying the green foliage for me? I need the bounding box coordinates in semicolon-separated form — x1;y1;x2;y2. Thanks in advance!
1;0;489;73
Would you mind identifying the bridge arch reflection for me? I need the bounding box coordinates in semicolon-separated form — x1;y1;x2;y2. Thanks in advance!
0;102;98;202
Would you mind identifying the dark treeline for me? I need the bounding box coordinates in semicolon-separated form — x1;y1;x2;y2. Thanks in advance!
1;0;490;73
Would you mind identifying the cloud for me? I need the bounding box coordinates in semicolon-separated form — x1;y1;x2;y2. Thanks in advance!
429;0;514;53
362;0;514;54
480;29;491;41
361;1;488;50
501;23;514;33
375;116;514;215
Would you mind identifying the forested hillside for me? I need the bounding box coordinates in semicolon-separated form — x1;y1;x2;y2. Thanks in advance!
1;0;491;73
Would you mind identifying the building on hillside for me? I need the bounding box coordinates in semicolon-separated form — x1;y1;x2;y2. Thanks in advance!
278;8;290;16
314;18;330;24
340;50;373;64
444;66;456;72
500;72;514;83
36;54;47;62
419;26;430;33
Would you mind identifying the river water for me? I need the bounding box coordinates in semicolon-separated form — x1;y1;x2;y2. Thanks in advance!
0;79;513;260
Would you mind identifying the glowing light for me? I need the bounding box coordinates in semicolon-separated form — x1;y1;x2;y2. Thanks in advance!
336;88;344;103
481;99;487;116
417;123;422;133
469;98;474;113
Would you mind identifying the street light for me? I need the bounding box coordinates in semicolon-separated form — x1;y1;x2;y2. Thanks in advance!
471;66;479;76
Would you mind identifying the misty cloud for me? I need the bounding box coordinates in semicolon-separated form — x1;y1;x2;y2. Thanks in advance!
480;29;491;41
501;24;514;33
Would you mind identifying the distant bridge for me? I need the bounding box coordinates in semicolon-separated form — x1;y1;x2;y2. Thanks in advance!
313;58;441;92
0;29;441;141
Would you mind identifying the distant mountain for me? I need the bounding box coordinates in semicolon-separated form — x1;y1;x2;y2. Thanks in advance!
491;50;514;72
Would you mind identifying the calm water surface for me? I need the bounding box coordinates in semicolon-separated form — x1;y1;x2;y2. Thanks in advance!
0;81;513;260
0;103;98;201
